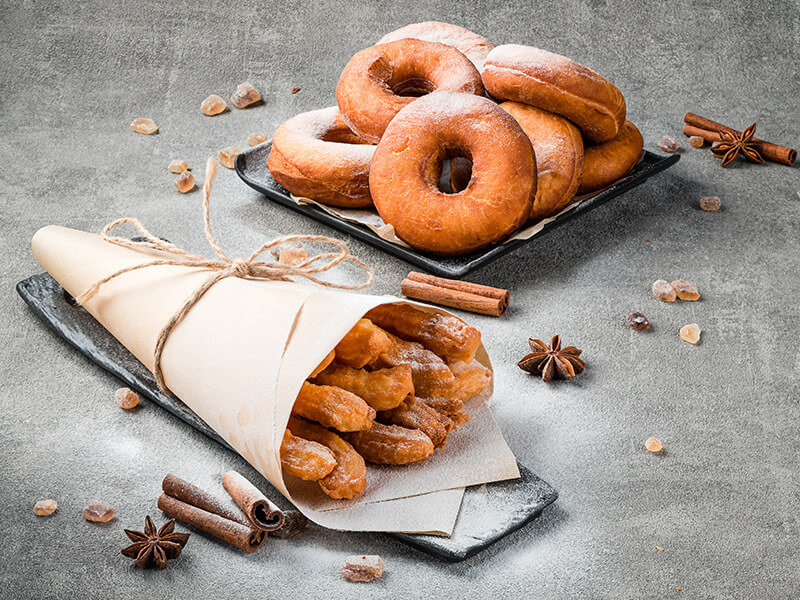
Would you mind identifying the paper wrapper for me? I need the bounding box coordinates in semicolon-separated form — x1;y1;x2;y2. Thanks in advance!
31;225;520;534
288;151;645;248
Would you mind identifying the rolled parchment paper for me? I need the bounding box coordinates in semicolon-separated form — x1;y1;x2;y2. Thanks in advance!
222;470;285;531
32;225;520;534
158;493;265;553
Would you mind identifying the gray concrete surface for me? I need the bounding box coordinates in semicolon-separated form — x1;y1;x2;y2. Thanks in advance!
2;0;799;597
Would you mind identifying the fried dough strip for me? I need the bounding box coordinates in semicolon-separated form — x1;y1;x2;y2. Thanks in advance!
417;396;463;417
287;416;366;499
313;363;413;411
449;410;471;429
309;349;335;378
417;397;471;431
371;331;456;399
280;429;336;481
344;422;434;465
334;318;392;368
378;396;452;448
365;303;481;363
448;359;493;402
293;382;376;432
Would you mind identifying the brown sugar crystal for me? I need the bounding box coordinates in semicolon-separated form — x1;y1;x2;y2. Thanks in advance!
201;94;228;116
130;118;158;134
169;160;189;174
699;196;721;211
115;387;140;409
626;312;650;330
83;501;116;523
670;280;700;301
231;82;262;108
680;323;701;344
688;135;705;148
33;499;58;516
652;279;677;302
218;147;243;169
341;555;384;582
174;170;196;193
248;133;269;146
658;136;680;152
645;437;663;452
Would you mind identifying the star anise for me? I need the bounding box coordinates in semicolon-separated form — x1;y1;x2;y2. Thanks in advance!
711;123;765;167
518;335;585;382
121;516;190;569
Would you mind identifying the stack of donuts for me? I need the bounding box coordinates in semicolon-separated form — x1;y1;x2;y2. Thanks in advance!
267;22;644;256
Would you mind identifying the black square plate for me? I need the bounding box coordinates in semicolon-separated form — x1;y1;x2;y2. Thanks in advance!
236;144;679;278
17;272;558;562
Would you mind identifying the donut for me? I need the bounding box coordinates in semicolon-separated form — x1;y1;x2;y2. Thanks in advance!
376;21;495;72
500;102;584;222
336;39;484;144
266;106;375;208
483;45;626;142
369;92;536;255
578;120;643;194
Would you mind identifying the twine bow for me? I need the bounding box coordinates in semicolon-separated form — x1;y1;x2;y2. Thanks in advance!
76;157;373;393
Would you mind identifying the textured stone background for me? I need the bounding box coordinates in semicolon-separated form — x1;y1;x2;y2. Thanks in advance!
1;0;799;597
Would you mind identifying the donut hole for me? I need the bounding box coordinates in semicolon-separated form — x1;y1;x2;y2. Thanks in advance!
367;56;437;98
391;78;436;97
435;149;473;194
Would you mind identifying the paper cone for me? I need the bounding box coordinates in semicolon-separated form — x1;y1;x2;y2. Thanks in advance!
32;225;519;533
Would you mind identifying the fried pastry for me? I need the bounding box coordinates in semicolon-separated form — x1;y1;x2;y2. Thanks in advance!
378;396;452;448
313;363;413;411
364;303;481;363
280;430;336;481
287;416;367;499
371;331;456;399
448;359;493;402
345;422;435;465
292;382;376;432
334;318;392;368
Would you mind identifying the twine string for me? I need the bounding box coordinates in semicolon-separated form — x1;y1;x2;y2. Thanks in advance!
75;157;373;392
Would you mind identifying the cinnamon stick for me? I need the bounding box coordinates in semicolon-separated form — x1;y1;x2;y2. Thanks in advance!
401;272;509;316
269;509;308;539
162;473;251;527
683;113;796;166
222;470;285;531
158;493;266;553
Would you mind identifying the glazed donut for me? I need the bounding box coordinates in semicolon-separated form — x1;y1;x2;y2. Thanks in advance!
267;107;375;208
500;102;584;222
369;92;536;256
483;45;626;143
376;21;495;72
578;120;643;194
336;39;484;144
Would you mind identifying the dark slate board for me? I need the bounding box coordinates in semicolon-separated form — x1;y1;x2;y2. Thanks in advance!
236;144;680;278
17;273;558;562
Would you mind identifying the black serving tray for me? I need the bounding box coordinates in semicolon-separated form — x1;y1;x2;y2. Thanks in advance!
236;144;679;278
17;272;558;562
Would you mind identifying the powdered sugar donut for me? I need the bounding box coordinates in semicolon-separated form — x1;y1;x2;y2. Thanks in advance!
336;39;484;144
369;92;536;255
376;21;495;72
267;107;375;208
500;102;584;222
483;45;626;142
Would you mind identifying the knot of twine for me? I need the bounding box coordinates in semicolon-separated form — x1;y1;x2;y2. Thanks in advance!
76;157;373;393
